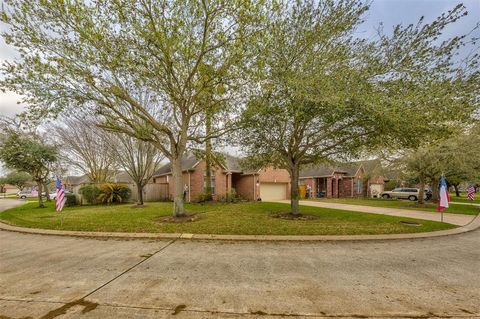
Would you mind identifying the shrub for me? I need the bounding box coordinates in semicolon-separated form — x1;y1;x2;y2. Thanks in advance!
196;191;210;203
225;189;238;203
98;183;131;204
65;193;77;207
79;185;101;204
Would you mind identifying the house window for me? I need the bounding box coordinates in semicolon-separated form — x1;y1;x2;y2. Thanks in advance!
204;170;216;195
356;179;363;194
298;179;305;185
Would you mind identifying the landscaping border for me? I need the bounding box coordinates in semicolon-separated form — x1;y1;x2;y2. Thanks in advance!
0;213;479;241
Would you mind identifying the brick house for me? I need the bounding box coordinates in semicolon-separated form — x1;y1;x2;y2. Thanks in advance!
152;154;291;202
299;160;386;198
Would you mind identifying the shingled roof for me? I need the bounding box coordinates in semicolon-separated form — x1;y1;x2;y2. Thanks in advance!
153;153;244;176
299;159;383;178
300;163;361;178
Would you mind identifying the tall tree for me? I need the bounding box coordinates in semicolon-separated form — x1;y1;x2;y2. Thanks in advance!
107;133;164;206
239;1;477;214
0;132;57;208
54;116;115;183
0;0;265;217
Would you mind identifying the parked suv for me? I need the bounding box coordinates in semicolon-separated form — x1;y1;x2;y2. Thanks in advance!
380;188;421;201
16;190;31;199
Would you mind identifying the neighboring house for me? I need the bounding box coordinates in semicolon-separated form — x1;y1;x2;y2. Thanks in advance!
299;160;387;199
64;175;91;194
0;184;18;194
152;154;292;202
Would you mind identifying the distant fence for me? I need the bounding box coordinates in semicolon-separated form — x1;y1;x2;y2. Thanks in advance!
129;183;169;202
71;182;170;204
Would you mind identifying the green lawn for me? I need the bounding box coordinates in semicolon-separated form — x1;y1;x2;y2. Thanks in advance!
449;193;480;204
0;201;455;235
313;198;480;215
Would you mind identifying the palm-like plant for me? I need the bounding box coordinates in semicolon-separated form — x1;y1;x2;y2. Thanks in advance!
97;183;131;204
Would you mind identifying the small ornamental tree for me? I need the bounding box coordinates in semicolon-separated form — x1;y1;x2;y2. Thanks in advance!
0;132;57;208
4;171;31;191
404;126;480;202
106;133;163;206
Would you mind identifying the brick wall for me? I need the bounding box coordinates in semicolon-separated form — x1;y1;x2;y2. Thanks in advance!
341;177;354;198
154;163;295;202
326;177;332;198
258;166;290;183
153;160;230;202
234;174;256;200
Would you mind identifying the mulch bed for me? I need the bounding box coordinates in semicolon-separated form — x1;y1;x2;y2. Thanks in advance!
271;212;319;220
158;213;201;223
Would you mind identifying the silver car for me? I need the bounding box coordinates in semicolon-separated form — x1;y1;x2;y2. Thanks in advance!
380;188;421;201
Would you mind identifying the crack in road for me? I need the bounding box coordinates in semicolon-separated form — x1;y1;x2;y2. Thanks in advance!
2;297;477;319
19;239;178;319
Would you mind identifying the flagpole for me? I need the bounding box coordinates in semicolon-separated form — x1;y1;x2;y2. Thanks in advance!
441;173;444;223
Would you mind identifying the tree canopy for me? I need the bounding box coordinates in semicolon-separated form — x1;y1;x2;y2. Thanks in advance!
238;0;478;213
1;0;267;216
2;171;32;191
0;131;57;207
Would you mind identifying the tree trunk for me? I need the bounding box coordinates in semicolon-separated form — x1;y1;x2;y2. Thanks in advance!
418;175;425;205
431;177;439;202
36;181;45;208
453;184;460;197
171;157;185;217
204;108;213;201
43;182;51;202
290;166;300;215
136;183;144;206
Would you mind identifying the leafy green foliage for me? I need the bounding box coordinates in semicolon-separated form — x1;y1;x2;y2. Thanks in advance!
238;0;478;213
403;126;480;199
2;171;31;190
79;185;101;204
0;133;57;178
65;193;77;207
97;183;131;204
0;0;269;216
0;131;57;207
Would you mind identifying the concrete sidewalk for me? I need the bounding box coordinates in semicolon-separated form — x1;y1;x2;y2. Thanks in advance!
276;200;476;226
451;201;480;207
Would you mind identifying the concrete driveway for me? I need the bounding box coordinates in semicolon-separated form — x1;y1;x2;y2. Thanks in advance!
276;200;476;226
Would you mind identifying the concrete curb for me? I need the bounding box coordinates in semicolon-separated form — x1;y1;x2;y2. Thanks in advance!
1;214;479;242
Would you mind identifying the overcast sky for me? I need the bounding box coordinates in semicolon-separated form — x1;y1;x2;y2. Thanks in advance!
0;0;479;118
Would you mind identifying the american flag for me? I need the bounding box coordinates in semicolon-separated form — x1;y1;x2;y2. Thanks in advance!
467;185;476;201
437;176;450;212
55;176;66;212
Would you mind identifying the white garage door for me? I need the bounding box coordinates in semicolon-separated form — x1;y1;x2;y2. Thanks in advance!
260;183;287;201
